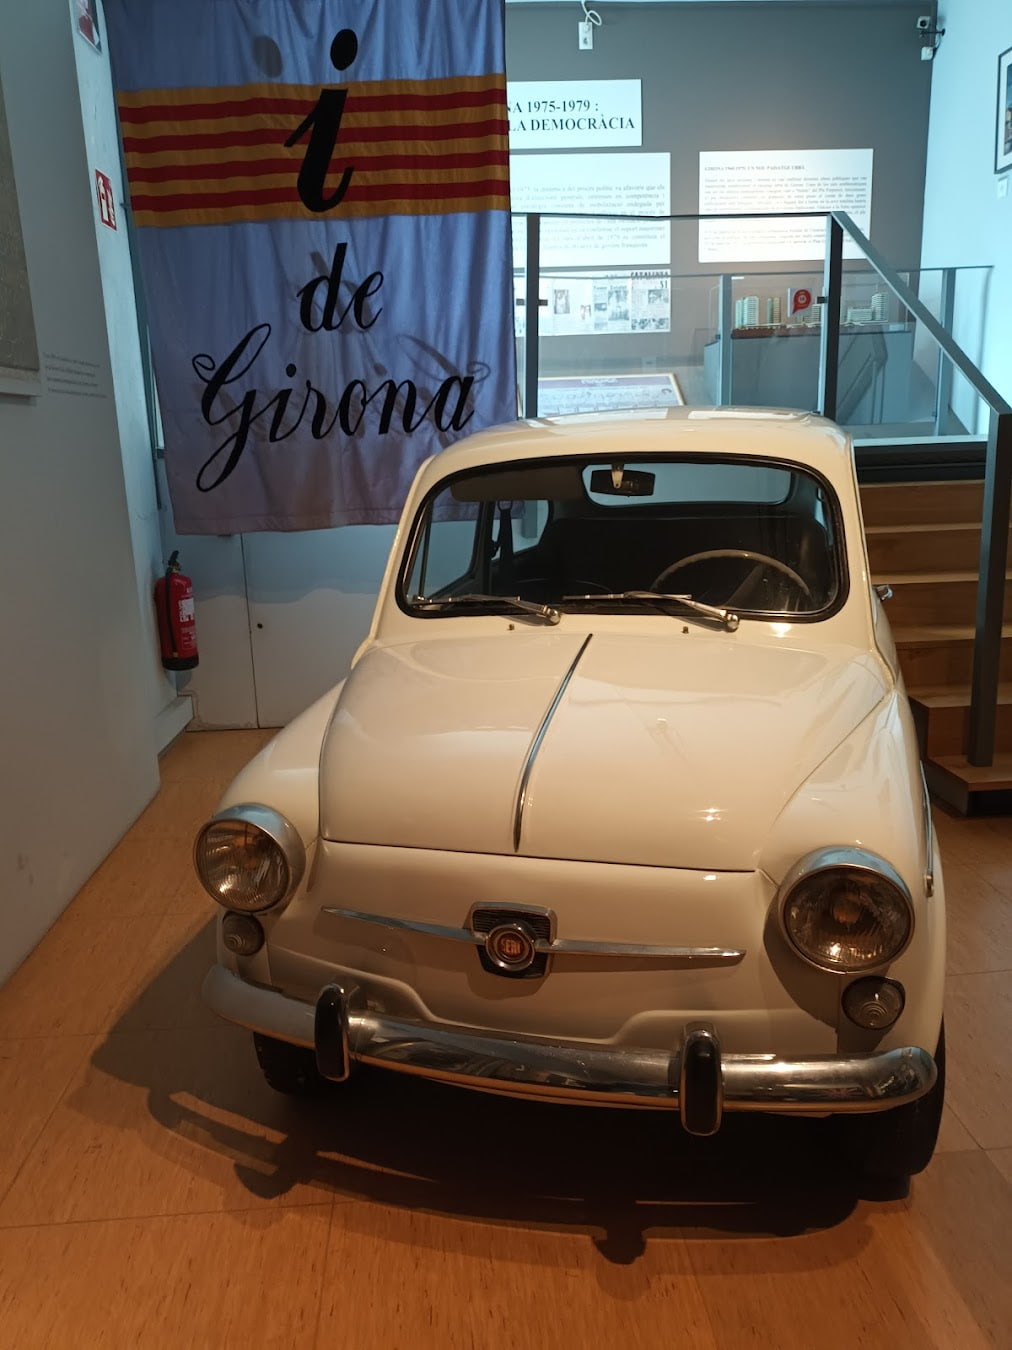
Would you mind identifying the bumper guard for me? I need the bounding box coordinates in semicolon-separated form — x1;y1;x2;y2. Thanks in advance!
204;965;936;1134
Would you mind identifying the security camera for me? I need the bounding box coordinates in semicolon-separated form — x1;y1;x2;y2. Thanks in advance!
916;16;932;30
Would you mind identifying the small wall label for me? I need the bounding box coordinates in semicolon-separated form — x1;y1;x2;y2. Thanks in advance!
95;171;117;230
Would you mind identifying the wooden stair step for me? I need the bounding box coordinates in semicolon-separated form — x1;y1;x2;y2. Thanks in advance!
930;753;1012;787
860;480;985;527
866;524;985;573
892;626;1012;688
883;575;1012;627
911;684;1012;708
925;752;1012;811
864;522;981;533
909;685;1012;757
882;570;991;584
893;624;1012;643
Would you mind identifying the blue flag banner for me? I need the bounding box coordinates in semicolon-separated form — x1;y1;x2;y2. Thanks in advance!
104;0;515;533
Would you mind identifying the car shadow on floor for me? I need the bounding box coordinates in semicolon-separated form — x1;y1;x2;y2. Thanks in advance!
90;920;878;1259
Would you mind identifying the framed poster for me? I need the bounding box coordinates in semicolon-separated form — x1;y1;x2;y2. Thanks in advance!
74;0;102;52
997;46;1012;175
0;72;40;394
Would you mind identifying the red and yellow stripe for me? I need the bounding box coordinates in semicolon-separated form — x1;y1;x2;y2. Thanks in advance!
118;74;510;226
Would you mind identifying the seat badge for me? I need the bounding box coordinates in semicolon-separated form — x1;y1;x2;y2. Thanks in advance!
469;905;554;979
485;922;538;973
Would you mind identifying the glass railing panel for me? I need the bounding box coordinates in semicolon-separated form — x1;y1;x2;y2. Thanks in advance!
513;212;993;443
709;267;825;416
834;264;993;440
949;265;993;437
831;263;925;438
515;211;680;417
529;266;726;416
513;231;528;415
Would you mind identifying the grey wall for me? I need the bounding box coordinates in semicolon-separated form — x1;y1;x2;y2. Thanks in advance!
74;0;191;751
0;0;160;984
507;1;935;372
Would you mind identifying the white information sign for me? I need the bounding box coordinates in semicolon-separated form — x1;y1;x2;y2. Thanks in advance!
698;149;873;262
511;152;671;269
507;81;642;150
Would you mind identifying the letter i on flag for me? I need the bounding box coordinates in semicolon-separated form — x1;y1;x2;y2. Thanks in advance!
104;1;515;533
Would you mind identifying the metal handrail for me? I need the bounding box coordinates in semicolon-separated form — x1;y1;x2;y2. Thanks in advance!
827;213;1011;415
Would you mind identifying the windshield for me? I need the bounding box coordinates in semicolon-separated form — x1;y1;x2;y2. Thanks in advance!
399;454;844;620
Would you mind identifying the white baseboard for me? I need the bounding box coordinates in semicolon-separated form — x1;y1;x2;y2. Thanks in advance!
154;694;195;753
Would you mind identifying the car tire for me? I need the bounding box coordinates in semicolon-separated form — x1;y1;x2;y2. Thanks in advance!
252;1033;329;1096
835;1024;946;1184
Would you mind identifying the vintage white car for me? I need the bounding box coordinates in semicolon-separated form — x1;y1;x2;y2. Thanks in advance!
195;407;945;1184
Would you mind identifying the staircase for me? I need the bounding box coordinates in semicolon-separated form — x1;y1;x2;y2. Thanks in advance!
861;478;1012;813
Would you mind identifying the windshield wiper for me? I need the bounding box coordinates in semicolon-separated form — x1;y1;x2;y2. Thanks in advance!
412;593;561;625
562;590;739;632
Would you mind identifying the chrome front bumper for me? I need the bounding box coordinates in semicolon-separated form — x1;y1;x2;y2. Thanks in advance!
204;964;936;1133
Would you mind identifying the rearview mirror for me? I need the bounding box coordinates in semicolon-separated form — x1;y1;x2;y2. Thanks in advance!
588;467;656;497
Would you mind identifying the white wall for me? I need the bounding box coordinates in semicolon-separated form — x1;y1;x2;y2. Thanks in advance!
74;1;191;750
0;0;160;984
921;0;1012;428
157;505;394;730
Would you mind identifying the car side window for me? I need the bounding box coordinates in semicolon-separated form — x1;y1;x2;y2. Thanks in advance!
406;505;485;597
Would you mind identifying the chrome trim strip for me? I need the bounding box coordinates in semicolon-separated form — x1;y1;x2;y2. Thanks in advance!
322;907;484;946
544;937;744;962
920;763;935;897
513;633;593;852
322;906;744;964
203;966;937;1112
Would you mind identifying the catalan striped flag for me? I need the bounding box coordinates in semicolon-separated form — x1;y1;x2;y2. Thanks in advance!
118;74;510;226
104;1;515;535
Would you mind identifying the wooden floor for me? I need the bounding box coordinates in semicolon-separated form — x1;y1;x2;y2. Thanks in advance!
0;730;1010;1349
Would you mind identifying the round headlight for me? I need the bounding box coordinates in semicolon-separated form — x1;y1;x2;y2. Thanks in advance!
194;805;305;913
778;849;913;972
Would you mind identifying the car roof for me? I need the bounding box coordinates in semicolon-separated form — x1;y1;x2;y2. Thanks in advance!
414;407;853;492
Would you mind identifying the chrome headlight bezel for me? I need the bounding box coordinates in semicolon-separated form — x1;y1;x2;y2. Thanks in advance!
193;804;306;914
776;847;914;973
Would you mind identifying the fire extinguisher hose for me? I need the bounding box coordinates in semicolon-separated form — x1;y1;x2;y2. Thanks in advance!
163;550;180;658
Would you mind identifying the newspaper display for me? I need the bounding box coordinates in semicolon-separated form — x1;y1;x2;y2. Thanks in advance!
517;271;670;338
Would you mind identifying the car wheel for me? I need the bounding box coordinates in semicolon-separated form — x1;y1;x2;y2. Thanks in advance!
252;1033;329;1096
835;1024;946;1184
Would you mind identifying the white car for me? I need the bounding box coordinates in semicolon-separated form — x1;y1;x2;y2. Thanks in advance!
195;407;945;1184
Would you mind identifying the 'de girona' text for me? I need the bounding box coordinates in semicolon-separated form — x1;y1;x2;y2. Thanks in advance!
191;244;478;492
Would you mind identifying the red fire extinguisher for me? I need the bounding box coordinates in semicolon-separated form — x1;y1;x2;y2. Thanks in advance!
154;551;199;670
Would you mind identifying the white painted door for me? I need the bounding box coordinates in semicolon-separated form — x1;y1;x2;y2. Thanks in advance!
244;524;396;726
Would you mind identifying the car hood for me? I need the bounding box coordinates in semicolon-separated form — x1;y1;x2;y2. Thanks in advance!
318;630;887;870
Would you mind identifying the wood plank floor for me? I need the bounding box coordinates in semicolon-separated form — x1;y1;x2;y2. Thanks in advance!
0;730;1009;1349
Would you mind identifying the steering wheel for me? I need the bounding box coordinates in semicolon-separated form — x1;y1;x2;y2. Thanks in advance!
519;577;611;596
650;549;813;602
